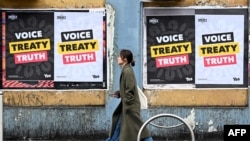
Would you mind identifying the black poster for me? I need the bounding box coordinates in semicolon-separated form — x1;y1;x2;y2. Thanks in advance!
3;10;54;88
0;10;2;89
145;8;195;86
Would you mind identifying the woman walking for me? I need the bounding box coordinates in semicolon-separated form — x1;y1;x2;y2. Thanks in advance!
106;49;153;141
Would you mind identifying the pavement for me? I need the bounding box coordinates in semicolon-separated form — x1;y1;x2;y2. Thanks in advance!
3;136;223;141
4;139;224;141
3;139;223;141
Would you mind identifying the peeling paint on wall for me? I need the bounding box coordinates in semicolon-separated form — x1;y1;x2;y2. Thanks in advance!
106;4;116;91
208;120;218;132
14;109;24;122
184;108;196;130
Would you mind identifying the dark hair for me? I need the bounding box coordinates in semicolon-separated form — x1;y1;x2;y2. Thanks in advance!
120;49;135;66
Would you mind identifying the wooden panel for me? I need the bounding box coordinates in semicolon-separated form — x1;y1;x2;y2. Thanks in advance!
144;89;248;106
143;0;195;7
3;90;105;106
0;0;105;8
195;0;247;6
143;0;247;7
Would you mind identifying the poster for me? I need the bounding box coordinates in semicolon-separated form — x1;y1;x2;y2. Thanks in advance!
0;10;2;89
3;10;54;88
54;9;107;89
248;0;250;87
195;8;248;88
143;8;195;89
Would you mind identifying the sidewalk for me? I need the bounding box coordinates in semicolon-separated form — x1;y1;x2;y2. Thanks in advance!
4;139;224;141
3;139;223;141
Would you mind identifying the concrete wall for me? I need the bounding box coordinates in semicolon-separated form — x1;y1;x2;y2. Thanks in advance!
0;0;249;140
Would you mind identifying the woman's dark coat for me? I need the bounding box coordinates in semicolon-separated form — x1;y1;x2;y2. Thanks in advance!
109;64;151;141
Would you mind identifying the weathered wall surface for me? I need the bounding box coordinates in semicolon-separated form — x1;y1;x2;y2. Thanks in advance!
0;0;105;8
0;0;249;140
0;0;109;140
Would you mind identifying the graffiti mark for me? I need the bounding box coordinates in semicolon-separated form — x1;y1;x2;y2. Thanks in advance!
5;93;44;106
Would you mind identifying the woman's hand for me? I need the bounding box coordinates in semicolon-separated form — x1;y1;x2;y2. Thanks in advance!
109;91;120;98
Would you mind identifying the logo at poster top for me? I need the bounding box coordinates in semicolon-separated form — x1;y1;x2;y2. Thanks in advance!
149;18;159;24
57;15;66;20
198;17;207;23
8;14;18;20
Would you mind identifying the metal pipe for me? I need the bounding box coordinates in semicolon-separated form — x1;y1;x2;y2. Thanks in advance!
137;113;195;141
